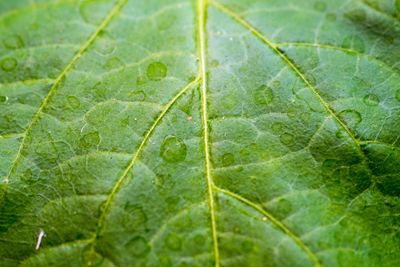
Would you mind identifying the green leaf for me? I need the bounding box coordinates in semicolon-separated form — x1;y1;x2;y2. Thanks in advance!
0;0;399;266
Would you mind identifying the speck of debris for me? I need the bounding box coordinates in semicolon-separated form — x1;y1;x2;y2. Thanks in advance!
35;229;45;250
187;116;193;121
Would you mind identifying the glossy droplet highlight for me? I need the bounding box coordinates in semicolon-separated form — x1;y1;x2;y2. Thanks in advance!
254;85;274;105
3;35;24;49
395;89;400;101
363;94;379;106
339;109;362;126
67;96;80;108
160;135;187;162
80;132;100;148
129;90;145;101
345;9;366;23
342;35;365;52
125;236;150;256
1;57;17;72
0;96;8;103
165;233;182;251
147;62;167;81
95;31;116;55
314;1;327;12
271;122;284;134
280;133;294;146
221;153;234;167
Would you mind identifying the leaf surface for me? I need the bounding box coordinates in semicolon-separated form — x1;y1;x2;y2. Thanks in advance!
0;0;399;266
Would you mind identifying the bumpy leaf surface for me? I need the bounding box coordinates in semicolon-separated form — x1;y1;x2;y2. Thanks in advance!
0;0;399;266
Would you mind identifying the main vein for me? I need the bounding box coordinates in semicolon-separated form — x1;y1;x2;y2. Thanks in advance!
4;0;127;185
197;0;220;266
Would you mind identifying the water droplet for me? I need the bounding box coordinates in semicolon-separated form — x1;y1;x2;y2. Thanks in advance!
3;35;24;49
339;109;362;127
253;85;274;105
125;236;150;256
193;234;205;246
79;1;104;25
165;233;182;251
0;96;8;103
280;133;294;146
221;153;234;167
129;90;145;101
82;248;104;267
160;135;187;162
271;122;284;134
342;35;365;52
67;96;80;108
136;75;147;85
80;132;100;148
1;57;17;72
395;89;400;101
94;31;116;55
241;240;255;252
147;62;168;81
210;59;220;67
158;255;172;267
93;82;107;99
124;204;147;226
322;159;338;172
345;9;366;23
104;57;123;69
314;1;327;12
363;94;379;106
326;13;337;21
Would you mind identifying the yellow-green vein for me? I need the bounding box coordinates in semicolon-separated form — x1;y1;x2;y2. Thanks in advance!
91;77;200;243
3;0;127;185
214;185;322;267
197;0;220;266
210;0;365;157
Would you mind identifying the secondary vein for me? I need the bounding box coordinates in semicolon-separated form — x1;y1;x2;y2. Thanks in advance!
3;0;127;186
91;77;200;244
197;0;220;266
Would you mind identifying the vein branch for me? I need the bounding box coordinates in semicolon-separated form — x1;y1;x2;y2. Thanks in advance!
197;0;220;266
210;0;365;160
214;185;322;267
3;0;127;185
92;77;200;241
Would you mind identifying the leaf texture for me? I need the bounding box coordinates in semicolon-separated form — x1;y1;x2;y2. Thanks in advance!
0;0;399;266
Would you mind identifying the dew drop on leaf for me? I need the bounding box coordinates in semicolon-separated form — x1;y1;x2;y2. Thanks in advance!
344;9;367;23
1;57;17;72
67;96;81;109
95;31;116;55
147;62;168;81
3;35;24;49
165;233;182;251
129;90;145;101
339;109;362;127
80;132;100;148
160;135;187;162
221;153;234;166
193;233;205;246
314;1;327;12
0;96;8;103
395;89;400;101
280;132;294;146
363;94;379;106
342;35;365;52
253;85;274;105
271;122;284;134
125;236;150;256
